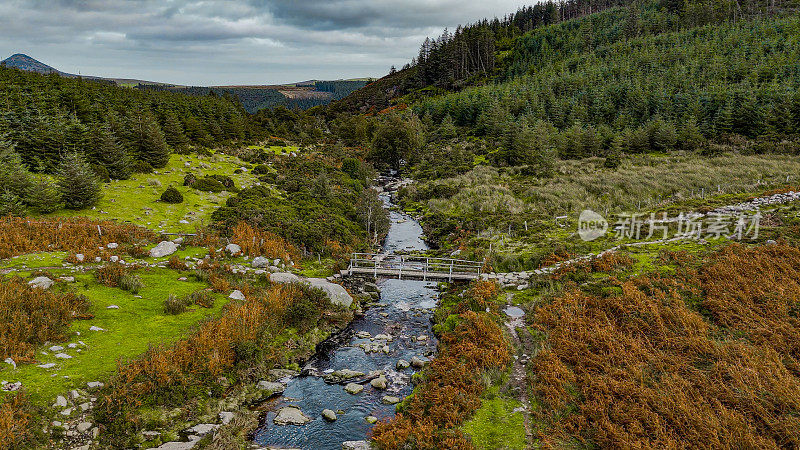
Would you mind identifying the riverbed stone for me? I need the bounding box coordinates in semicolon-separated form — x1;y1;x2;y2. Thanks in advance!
256;381;285;396
396;359;410;370
365;416;378;424
382;396;401;405
273;406;311;426
344;383;364;395
342;441;371;450
410;356;426;369
324;369;364;384
321;409;337;421
370;375;388;390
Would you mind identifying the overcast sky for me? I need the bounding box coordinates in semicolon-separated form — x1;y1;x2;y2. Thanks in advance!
0;0;532;86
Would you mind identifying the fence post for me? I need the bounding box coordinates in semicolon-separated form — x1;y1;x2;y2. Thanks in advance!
424;257;428;281
448;260;453;282
398;256;403;280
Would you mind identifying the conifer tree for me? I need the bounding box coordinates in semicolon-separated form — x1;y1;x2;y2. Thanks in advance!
128;112;170;168
56;152;101;209
91;123;132;180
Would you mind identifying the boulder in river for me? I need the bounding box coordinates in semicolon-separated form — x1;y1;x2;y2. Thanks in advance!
344;383;364;395
273;406;311;426
324;369;365;384
410;356;426;369
382;396;401;405
321;409;337;421
370;375;388;390
396;359;410;370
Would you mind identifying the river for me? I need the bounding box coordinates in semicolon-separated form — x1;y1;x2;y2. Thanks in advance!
252;190;439;449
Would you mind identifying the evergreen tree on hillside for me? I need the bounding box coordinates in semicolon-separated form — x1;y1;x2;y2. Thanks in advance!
162;112;188;149
57;152;101;209
127;112;170;168
91;123;132;180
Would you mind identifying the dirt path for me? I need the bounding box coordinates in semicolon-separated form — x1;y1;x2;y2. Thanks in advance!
504;292;535;448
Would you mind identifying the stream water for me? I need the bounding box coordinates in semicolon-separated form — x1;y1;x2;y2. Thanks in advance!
252;191;438;449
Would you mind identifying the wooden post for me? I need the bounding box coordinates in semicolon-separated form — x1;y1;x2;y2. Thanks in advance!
448;259;453;282
424;257;428;281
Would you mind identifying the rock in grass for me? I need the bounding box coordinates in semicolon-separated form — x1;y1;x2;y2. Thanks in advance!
76;422;93;433
270;272;301;284
185;423;219;437
49;345;64;352
28;276;54;289
54;396;68;408
149;241;178;258
321;409;337;421
219;411;235;425
87;381;104;390
273;406;311;426
344;383;364;395
55;353;72;359
229;290;245;301
252;256;269;268
225;244;242;255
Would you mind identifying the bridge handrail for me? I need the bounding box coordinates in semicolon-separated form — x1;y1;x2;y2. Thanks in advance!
348;253;485;280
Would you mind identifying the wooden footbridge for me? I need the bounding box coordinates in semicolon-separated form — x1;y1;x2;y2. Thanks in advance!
346;253;484;281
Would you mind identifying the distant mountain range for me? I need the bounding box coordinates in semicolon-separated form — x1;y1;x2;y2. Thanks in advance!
0;53;370;111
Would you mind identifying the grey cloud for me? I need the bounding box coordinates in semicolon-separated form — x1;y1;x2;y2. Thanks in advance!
0;0;531;85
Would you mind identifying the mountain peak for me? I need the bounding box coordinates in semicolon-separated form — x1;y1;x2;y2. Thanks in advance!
1;53;62;75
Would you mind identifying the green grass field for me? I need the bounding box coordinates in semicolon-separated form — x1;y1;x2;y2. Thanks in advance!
0;251;227;404
46;153;260;233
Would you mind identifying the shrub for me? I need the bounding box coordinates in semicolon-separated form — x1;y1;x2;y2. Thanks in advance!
604;153;622;169
183;173;197;186
160;186;184;204
164;294;189;315
252;164;271;175
188;290;215;309
192;177;226;193
0;393;33;449
131;160;154;174
0;278;90;362
57;153;102;210
118;274;143;294
95;264;127;287
167;256;188;270
0;217;154;259
208;174;235;189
